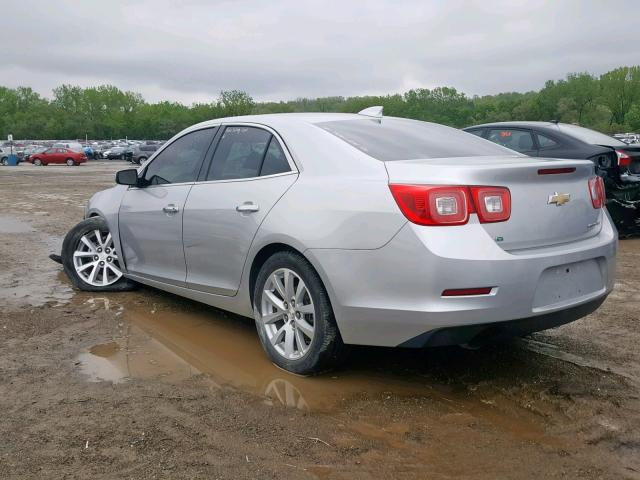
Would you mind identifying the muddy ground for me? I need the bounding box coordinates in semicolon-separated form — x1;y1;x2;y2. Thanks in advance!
0;162;639;479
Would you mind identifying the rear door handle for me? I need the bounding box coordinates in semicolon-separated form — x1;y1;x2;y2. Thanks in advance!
236;202;260;213
163;204;179;214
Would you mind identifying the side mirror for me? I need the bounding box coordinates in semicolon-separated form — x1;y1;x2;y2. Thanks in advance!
116;169;140;186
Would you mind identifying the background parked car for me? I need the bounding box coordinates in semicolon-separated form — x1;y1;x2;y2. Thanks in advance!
103;146;132;160
464;121;640;235
22;145;46;163
130;144;159;164
28;147;87;166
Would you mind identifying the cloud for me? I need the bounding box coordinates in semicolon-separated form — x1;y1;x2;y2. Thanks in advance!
0;0;638;103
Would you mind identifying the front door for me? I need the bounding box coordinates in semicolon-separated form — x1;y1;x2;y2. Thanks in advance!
183;126;297;295
118;127;217;285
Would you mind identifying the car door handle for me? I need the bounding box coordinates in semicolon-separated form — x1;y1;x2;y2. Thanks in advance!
163;204;179;214
236;202;260;213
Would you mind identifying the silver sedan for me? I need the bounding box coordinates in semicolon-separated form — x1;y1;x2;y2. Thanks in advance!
60;109;617;374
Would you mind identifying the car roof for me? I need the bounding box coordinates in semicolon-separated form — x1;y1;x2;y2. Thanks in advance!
187;112;370;130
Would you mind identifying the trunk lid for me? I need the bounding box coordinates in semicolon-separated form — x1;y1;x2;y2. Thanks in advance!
385;156;601;251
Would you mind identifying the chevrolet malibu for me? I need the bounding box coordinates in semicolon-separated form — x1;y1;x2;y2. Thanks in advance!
59;109;617;374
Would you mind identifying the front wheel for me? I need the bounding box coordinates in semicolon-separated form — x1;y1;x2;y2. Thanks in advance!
33;158;43;166
1;157;7;166
62;217;136;292
253;251;348;375
66;158;75;166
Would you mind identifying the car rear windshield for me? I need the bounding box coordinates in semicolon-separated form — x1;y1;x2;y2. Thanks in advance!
557;124;626;147
316;118;515;161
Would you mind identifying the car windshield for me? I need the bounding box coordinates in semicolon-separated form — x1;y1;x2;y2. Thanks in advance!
557;124;626;147
316;118;516;161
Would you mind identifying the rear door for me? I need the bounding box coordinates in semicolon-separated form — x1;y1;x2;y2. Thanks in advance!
183;125;298;295
118;128;217;285
487;128;538;156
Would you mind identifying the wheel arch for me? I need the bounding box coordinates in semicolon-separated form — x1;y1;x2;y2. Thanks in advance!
247;242;339;327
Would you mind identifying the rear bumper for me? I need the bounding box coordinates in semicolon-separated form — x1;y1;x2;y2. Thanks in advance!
399;296;606;348
306;213;617;347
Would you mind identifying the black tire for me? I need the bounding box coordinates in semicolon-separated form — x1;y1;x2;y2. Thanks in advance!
1;157;7;166
137;156;147;165
33;158;43;166
66;158;75;166
253;251;348;375
62;217;137;292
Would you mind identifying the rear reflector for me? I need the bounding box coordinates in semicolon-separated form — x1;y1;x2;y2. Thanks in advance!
588;176;605;209
442;287;493;297
538;167;576;175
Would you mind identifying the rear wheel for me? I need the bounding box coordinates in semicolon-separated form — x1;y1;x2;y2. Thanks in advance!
253;251;348;375
62;217;136;292
66;158;75;166
1;157;7;166
137;156;147;165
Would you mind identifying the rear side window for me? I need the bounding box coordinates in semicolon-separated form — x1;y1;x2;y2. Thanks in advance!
487;129;535;153
207;126;271;180
260;138;290;176
536;134;558;149
316;118;514;161
143;128;215;185
466;128;485;137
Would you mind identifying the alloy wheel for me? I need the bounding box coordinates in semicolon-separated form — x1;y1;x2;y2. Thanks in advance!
66;158;74;166
73;229;123;286
261;268;315;360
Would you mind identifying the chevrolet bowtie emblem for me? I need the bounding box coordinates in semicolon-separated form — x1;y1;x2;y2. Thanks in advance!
548;192;571;206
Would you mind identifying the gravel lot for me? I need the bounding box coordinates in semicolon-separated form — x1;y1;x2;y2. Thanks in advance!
1;162;639;479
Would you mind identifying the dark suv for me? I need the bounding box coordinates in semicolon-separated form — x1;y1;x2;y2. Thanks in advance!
464;121;640;235
130;144;159;165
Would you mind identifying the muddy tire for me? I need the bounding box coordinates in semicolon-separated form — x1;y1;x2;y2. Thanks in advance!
62;217;136;292
253;251;348;375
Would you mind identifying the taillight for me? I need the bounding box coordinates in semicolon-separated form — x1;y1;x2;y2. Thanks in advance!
389;184;511;226
470;186;511;223
588;176;605;209
388;185;470;225
615;149;632;167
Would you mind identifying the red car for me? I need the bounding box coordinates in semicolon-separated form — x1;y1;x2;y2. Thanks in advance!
29;148;87;166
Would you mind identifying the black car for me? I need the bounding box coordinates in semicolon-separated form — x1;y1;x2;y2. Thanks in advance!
464;121;640;235
130;144;159;164
104;146;132;161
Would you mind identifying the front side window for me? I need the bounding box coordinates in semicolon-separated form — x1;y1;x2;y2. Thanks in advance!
207;126;271;180
487;128;535;153
143;128;215;186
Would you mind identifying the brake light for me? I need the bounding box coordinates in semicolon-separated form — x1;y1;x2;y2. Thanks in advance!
615;150;632;167
588;176;605;209
389;184;511;226
388;185;471;225
470;187;511;223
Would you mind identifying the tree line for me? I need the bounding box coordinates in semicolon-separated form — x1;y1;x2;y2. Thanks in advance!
1;66;639;140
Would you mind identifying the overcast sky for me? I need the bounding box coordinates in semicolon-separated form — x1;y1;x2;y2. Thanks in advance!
0;0;638;104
